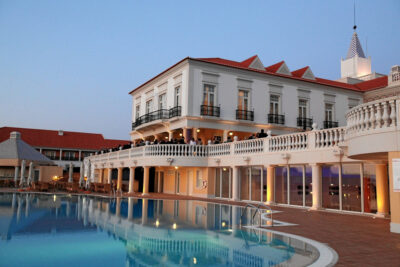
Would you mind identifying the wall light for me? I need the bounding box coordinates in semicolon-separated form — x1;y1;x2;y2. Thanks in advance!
174;166;179;170
155;219;160;227
229;132;233;136
196;129;200;133
172;223;177;230
179;133;183;137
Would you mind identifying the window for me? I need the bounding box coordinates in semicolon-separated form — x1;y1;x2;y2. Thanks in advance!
158;93;166;110
270;94;280;114
203;84;215;106
196;170;203;188
238;90;249;110
145;99;153;114
325;103;334;121
135;105;140;119
65;151;75;160
298;99;308;118
45;151;56;159
174;86;181;107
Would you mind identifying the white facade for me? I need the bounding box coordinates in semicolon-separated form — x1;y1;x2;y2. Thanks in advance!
130;57;364;141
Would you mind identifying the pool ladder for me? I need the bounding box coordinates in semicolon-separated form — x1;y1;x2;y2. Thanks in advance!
240;203;273;228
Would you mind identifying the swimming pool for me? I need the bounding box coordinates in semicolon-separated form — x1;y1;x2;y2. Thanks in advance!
0;193;335;266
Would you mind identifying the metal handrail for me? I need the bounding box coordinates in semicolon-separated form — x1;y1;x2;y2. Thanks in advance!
240;203;273;228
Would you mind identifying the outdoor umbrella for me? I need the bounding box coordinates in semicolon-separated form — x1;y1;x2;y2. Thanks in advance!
19;160;26;187
68;162;73;183
27;162;34;186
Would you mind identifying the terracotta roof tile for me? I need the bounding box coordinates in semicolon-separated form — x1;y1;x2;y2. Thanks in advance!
355;76;388;91
265;61;285;73
291;66;309;78
0;127;130;150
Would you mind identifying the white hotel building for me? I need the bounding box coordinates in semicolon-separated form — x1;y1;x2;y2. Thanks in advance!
87;30;400;233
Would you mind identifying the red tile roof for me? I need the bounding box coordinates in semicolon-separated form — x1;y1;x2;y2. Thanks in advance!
354;75;388;91
128;55;388;94
0;127;130;150
291;66;310;78
265;61;285;73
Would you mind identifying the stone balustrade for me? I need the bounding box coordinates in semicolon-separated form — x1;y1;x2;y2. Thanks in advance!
346;96;398;138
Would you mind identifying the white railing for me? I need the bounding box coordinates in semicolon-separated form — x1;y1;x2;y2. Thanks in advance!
314;127;345;148
208;143;231;156
346;96;398;138
144;144;208;157
234;138;264;154
268;132;308;152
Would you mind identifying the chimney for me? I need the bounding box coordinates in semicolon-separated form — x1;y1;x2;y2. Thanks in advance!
10;131;21;139
58;130;64;136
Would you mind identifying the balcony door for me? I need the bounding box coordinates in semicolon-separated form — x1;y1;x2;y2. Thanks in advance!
158;93;166;110
325;103;333;122
203;84;215;106
174;86;181;107
146;99;153;114
270;94;280;115
298;99;308;118
238;90;249;111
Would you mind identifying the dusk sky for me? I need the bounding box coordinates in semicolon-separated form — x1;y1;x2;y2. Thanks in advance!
1;0;399;140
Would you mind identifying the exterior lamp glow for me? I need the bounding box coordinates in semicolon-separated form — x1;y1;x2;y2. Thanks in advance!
221;221;226;227
172;223;177;230
155;219;160;227
196;129;200;133
193;257;197;264
174;166;179;170
179;133;183;137
229;132;233;136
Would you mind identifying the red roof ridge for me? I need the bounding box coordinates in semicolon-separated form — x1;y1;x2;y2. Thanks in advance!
240;55;259;67
265;61;285;73
291;66;310;78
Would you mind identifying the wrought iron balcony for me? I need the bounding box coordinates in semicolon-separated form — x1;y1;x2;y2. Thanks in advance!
200;105;220;117
62;157;79;161
268;114;285;125
323;120;339;129
169;106;181;118
132;109;170;129
236;109;254;121
297;117;313;130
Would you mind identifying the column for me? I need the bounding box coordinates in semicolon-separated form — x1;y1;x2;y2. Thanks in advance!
376;163;389;216
129;167;135;193
232;166;239;201
310;164;322;210
59;149;62;161
168;131;173;141
14;166;19;184
142;166;150;195
107;168;112;184
193;128;198;141
266;165;275;204
99;168;103;183
117;167;123;191
223;130;229;142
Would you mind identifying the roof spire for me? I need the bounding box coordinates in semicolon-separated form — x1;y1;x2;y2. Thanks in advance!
353;1;357;30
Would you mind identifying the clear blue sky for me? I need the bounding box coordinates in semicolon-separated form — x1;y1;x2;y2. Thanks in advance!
1;0;399;140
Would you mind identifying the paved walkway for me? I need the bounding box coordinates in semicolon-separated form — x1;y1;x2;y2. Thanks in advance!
2;189;400;266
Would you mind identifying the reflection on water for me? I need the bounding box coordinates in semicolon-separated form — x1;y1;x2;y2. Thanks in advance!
0;193;319;267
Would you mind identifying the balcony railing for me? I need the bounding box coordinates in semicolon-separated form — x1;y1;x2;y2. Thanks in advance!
132;107;181;130
323;120;339;129
62;157;79;161
169;106;181;118
236;109;254;121
46;155;59;160
268;114;285;125
200;105;220;117
297;117;313;129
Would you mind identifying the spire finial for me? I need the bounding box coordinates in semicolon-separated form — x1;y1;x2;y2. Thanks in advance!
353;1;357;30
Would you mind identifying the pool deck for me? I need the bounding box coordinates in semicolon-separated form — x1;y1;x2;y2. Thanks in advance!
2;189;400;266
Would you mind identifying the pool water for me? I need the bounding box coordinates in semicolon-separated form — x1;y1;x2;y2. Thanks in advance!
0;193;319;266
